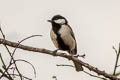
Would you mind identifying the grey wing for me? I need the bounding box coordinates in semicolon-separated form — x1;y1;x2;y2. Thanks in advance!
68;25;77;54
68;25;76;39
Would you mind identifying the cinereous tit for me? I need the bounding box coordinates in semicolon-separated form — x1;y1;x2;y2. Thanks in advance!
48;15;83;71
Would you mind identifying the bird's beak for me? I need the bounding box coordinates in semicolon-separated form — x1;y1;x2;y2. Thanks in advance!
47;20;52;22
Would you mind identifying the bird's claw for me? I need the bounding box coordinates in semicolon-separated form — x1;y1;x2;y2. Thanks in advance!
67;55;72;60
73;54;86;58
73;54;79;57
78;54;86;58
53;49;58;56
67;54;85;60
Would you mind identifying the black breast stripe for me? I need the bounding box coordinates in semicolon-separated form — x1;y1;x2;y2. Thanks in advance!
52;23;70;51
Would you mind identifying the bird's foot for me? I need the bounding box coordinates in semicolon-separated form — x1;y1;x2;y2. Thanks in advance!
78;54;86;58
53;49;59;56
72;54;79;58
67;54;85;60
67;55;72;60
67;54;76;60
73;54;85;58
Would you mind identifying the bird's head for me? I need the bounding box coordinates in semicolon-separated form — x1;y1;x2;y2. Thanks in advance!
48;15;68;25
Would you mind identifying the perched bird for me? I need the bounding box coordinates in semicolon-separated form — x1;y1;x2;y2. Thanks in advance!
48;15;83;71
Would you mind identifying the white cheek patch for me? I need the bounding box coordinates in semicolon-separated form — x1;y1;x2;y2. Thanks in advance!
54;19;65;24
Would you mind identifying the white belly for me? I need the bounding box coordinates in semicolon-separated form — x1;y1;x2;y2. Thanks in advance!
58;25;76;50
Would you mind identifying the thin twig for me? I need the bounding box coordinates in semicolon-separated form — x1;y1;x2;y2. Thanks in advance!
56;64;107;80
12;35;42;57
11;35;42;78
114;72;120;76
0;26;23;80
15;59;36;78
0;26;41;80
0;68;12;80
113;46;118;55
56;64;74;67
0;25;5;39
52;76;57;80
0;53;13;80
113;43;120;75
83;71;107;80
117;65;120;67
10;74;32;80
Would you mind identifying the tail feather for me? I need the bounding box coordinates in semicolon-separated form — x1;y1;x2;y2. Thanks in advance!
68;49;83;71
73;61;83;71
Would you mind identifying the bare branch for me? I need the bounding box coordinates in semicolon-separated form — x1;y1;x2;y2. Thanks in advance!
0;53;13;80
113;46;118;55
0;38;119;80
114;72;120;76
57;64;107;80
113;44;120;75
15;59;36;78
10;74;32;80
52;76;57;80
0;68;12;80
12;35;42;57
83;71;107;80
56;64;74;67
0;24;5;39
0;26;42;80
0;26;23;80
117;65;120;67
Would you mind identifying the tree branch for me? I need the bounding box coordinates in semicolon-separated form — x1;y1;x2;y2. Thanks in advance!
113;44;120;75
83;71;107;80
0;53;13;80
56;64;107;80
0;38;119;80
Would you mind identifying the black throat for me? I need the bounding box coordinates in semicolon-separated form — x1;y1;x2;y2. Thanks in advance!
52;22;61;34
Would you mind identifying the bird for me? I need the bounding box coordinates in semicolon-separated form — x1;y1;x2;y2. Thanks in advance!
48;15;83;71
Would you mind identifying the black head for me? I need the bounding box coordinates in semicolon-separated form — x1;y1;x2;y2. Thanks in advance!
48;15;68;25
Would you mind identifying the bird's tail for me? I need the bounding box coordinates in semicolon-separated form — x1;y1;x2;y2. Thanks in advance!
68;50;83;71
73;61;83;71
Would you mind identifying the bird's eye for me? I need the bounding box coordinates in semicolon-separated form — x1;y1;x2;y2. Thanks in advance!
54;19;65;24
